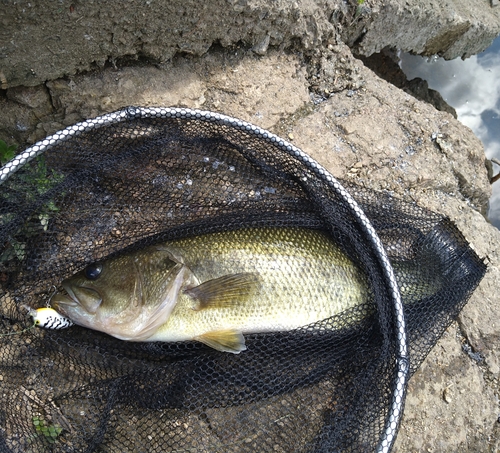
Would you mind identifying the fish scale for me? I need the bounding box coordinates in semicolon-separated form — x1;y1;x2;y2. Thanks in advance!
53;227;370;353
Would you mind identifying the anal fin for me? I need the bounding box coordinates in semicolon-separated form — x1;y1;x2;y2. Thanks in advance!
185;272;260;310
196;329;247;354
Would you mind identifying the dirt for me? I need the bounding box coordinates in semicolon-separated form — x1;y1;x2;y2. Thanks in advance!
2;0;500;451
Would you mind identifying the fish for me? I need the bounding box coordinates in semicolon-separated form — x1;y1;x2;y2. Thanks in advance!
52;227;371;353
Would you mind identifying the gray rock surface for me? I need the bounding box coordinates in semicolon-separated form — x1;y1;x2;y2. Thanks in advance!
1;0;340;88
1;0;500;451
2;0;500;89
349;0;500;59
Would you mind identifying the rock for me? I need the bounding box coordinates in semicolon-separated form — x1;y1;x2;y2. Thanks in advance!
1;0;500;88
349;0;500;60
359;49;458;118
289;47;490;212
406;78;457;118
0;93;54;146
43;50;310;132
393;323;499;452
0;0;339;89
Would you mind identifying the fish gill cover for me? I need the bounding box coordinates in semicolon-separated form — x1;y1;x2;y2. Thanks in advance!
0;107;486;453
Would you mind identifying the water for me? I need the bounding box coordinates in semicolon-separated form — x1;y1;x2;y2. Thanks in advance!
399;36;500;228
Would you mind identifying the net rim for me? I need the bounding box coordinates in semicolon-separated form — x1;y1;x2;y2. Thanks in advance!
0;106;408;452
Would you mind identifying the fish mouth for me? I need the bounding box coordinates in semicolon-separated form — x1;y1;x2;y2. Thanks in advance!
61;282;103;315
61;282;80;306
52;283;102;316
51;290;78;317
52;285;78;307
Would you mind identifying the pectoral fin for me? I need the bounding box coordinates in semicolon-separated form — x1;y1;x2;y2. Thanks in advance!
196;329;247;354
184;273;260;310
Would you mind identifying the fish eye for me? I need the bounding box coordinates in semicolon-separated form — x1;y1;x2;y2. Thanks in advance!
84;263;103;280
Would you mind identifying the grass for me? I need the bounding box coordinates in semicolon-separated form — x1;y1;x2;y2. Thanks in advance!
0;140;64;264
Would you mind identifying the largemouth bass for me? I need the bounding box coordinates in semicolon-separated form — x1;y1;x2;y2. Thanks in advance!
52;227;370;353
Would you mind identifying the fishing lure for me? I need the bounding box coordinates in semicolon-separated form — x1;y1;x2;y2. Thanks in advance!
0;306;73;337
27;306;74;329
23;286;74;330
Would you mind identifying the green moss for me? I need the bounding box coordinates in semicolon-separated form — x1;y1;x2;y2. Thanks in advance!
32;415;63;444
0;139;18;165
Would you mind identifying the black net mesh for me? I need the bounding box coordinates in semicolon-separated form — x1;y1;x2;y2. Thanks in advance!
0;108;486;453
